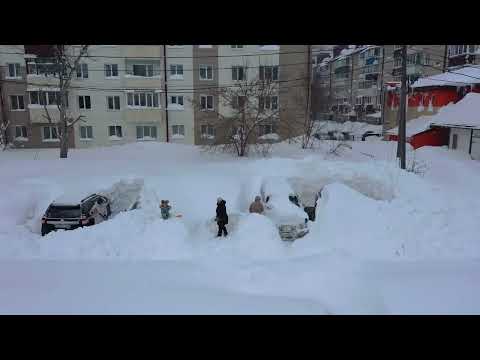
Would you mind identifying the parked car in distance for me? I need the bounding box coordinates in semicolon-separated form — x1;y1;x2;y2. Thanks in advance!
362;131;382;141
41;194;111;236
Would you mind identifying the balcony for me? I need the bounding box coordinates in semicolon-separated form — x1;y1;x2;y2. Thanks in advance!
29;106;59;124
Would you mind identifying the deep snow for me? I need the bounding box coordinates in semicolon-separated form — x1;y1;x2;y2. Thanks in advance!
1;140;480;314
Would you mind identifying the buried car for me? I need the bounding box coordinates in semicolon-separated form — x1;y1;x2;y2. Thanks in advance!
260;177;310;241
41;194;111;236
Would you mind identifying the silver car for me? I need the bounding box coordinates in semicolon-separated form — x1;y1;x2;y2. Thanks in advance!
260;177;310;241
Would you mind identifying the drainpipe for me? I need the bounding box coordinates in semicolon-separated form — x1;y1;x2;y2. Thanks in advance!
163;45;169;142
469;129;473;155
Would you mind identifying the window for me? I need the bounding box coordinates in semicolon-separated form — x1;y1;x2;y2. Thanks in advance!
80;126;93;140
10;95;25;110
108;125;123;138
232;66;246;81
42;126;58;141
259;96;278;110
259;65;278;81
363;96;373;105
26;58;58;77
172;125;185;137
200;95;214;110
449;45;477;57
7;63;21;78
127;92;160;108
231;45;244;49
259;124;274;136
107;96;120;110
170;95;184;107
29;91;62;106
233;96;246;109
199;65;213;80
76;63;89;79
15;125;27;139
201;125;216;138
355;97;362;105
170;64;184;78
199;45;213;48
132;64;154;77
452;134;458;150
136;126;157;140
105;64;119;78
78;95;91;110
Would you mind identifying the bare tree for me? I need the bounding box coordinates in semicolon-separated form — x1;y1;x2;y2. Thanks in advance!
40;45;89;158
190;78;281;157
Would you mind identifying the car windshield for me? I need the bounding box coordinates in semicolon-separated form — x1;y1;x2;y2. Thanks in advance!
47;205;82;218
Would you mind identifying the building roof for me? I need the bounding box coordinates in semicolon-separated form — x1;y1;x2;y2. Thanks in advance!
430;92;480;129
411;66;480;89
387;92;480;136
386;115;434;137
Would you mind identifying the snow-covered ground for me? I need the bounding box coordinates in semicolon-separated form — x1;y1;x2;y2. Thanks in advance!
1;140;480;314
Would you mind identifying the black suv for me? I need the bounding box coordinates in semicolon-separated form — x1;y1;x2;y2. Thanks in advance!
41;194;111;236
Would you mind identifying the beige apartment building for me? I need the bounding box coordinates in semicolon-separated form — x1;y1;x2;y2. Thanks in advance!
0;45;308;149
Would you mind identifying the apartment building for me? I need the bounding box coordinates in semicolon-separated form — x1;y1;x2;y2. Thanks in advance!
447;45;480;68
312;45;445;125
0;45;31;147
0;45;308;149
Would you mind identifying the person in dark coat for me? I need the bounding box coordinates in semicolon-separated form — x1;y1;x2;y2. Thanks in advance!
215;197;228;237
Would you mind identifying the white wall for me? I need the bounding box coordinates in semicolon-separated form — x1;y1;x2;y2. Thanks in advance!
449;128;471;154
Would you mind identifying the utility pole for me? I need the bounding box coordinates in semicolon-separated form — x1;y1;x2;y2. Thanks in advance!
350;54;354;111
379;45;386;126
443;45;448;72
398;45;407;170
163;45;169;143
306;45;312;121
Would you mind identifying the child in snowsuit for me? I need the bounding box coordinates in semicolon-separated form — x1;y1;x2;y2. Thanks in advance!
160;200;171;220
216;197;228;237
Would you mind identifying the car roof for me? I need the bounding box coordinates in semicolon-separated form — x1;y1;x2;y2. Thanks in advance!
51;193;103;206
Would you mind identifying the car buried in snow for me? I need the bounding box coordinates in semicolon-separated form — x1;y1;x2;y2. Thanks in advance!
260;177;310;241
41;194;111;236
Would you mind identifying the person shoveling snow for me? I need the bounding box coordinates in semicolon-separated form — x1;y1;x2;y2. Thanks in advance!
249;196;265;215
216;197;228;237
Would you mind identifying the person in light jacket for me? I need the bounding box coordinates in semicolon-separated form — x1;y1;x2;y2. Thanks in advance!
249;196;264;214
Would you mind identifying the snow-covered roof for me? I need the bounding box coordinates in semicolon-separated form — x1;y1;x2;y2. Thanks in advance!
411;66;480;89
430;92;480;129
386;115;434;137
388;92;480;136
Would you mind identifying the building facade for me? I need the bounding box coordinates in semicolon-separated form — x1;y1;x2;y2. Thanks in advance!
311;45;445;126
0;45;308;149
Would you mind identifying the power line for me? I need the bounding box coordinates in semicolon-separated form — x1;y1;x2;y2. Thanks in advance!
0;48;310;60
0;61;311;73
0;76;309;94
